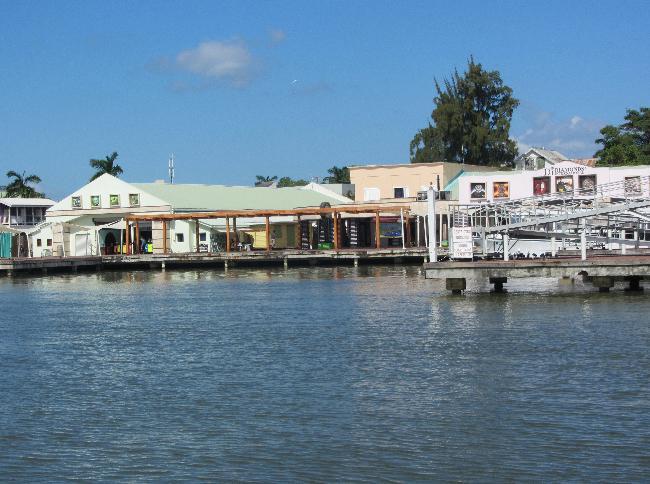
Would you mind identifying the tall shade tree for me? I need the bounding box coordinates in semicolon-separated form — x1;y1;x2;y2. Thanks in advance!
5;171;44;198
89;152;124;181
595;107;650;166
410;57;520;167
323;165;350;183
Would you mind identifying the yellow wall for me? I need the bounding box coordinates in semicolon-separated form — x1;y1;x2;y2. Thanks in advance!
243;223;295;249
350;162;493;201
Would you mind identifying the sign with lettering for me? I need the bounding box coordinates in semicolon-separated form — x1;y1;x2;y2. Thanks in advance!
452;227;473;259
543;166;585;176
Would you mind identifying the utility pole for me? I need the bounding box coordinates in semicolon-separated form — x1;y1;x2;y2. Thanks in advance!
168;153;175;184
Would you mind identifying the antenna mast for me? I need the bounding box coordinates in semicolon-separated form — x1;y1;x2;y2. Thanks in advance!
168;153;175;184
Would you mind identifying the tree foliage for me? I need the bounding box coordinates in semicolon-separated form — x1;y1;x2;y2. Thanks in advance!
277;176;309;187
410;58;519;167
254;175;278;186
89;152;124;181
323;165;350;183
595;107;650;166
5;170;44;198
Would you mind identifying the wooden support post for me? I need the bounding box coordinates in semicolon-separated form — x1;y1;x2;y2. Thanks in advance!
162;220;168;254
135;221;140;254
226;216;231;253
375;211;381;249
125;219;131;255
233;217;237;248
265;216;271;251
295;215;301;249
333;212;339;250
195;219;200;253
405;216;412;247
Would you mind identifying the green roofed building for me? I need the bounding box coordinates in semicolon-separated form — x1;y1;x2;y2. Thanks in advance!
35;174;351;257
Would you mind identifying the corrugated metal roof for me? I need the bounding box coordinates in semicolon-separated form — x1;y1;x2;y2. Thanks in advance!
132;183;349;212
0;198;56;207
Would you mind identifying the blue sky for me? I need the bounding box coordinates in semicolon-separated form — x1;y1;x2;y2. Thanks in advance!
1;0;649;199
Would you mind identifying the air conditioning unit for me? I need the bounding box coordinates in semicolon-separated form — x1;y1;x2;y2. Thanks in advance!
417;190;450;201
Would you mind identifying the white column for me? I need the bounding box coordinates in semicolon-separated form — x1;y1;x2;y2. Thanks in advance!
416;216;420;247
581;220;587;260
427;185;436;263
400;208;405;249
503;233;509;261
551;237;556;257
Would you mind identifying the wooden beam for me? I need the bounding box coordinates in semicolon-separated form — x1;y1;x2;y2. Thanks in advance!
265;216;271;251
162;221;167;254
375;211;381;249
195;220;200;253
226;216;231;253
135;221;140;254
333;212;339;250
126;204;412;222
405;216;412;247
295;215;301;249
125;219;131;255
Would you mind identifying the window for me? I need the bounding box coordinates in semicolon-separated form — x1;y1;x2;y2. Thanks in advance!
579;175;597;192
625;176;642;196
129;193;140;207
47;239;52;247
470;182;486;199
37;239;42;247
90;195;101;208
26;207;34;224
533;176;551;196
555;176;573;193
176;233;184;243
199;232;207;242
393;187;409;198
493;182;510;199
109;194;120;207
363;187;380;201
71;196;82;209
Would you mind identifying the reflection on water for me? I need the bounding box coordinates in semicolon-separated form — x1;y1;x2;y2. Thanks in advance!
1;266;649;481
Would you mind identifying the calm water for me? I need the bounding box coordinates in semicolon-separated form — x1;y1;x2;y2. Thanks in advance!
1;266;649;481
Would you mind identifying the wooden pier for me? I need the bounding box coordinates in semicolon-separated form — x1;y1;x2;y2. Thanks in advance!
425;255;650;293
0;247;428;276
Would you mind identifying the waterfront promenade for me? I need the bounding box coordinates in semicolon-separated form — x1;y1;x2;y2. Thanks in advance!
0;247;428;275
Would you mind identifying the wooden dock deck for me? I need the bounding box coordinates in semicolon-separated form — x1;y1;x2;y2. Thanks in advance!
0;247;429;276
424;254;650;293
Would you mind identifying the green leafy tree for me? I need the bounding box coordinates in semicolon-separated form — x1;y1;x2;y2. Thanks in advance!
5;170;44;198
410;57;519;167
323;165;350;183
277;176;309;187
89;151;124;181
254;175;278;186
595;107;650;166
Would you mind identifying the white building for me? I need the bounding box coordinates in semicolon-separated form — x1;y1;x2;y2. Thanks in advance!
456;161;650;204
31;174;349;257
0;197;55;257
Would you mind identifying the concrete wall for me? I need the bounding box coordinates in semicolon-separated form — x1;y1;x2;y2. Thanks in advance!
458;162;650;204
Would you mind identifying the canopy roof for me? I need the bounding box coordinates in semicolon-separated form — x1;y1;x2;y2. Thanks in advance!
0;197;56;207
133;183;348;212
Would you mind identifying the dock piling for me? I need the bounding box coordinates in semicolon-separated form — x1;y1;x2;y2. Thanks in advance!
446;278;466;295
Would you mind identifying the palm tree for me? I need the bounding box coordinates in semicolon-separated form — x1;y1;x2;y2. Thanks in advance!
5;171;44;198
323;165;350;183
255;175;278;187
89;151;124;181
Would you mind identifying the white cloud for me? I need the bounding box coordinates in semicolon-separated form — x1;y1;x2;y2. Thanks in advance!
514;111;602;158
269;29;286;44
175;39;253;86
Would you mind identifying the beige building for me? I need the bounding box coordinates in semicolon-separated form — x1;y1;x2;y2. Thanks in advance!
349;162;493;202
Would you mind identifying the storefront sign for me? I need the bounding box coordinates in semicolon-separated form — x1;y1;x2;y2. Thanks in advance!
452;227;473;259
544;166;585;176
